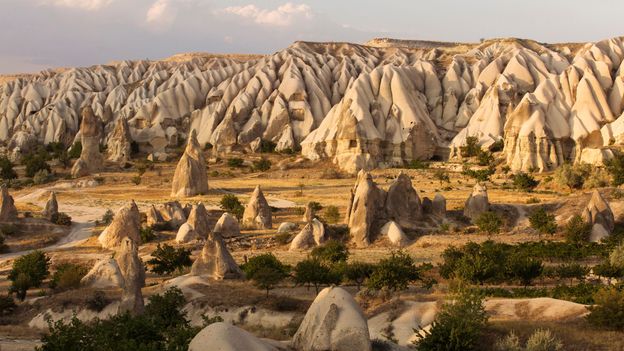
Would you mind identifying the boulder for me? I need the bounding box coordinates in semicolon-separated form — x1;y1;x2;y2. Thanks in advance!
277;222;297;234
242;186;272;229
0;185;17;222
42;191;59;220
346;171;386;247
71;106;103;178
175;223;199;244
380;221;409;247
171;130;208;197
582;190;615;242
213;212;240;238
186;203;210;238
189;322;278;351
289;218;326;251
116;238;145;315
190;232;243;280
146;204;165;228
292;286;371;351
80;258;125;289
464;183;490;221
107;117;132;163
432;193;447;217
98;202;141;249
385;173;422;229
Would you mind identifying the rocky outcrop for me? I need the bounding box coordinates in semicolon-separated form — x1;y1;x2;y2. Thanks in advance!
170;130;208;198
303;202;317;222
71;106;104;178
582;190;615;242
379;221;408;247
464;183;490;221
80;258;125;289
385;172;422;229
176;203;210;243
289;218;326;251
158;201;187;228
277;222;297;234
189;322;278;351
41;191;58;220
175;223;200;244
146;205;165;228
213;212;240;238
346;171;387;247
107;117;132;163
292;286;371;351
432;193;447;218
242;186;272;229
116;238;145;315
98;202;141;249
190;233;243;280
0;185;17;222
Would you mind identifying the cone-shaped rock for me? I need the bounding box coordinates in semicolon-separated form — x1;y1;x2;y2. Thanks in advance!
146;204;165;228
171;130;208;197
0;185;17;222
107;117;132;163
385;172;422;229
464;183;490;221
380;221;408;247
187;203;210;237
432;193;447;218
116;238;145;315
159;201;187;228
98;202;141;249
81;258;125;289
242;186;272;229
289;218;326;251
42;191;58;220
190;232;243;280
71;106;103;178
213;212;240;238
292;286;371;351
346;171;387;247
582;190;615;242
303;202;316;222
189;322;278;351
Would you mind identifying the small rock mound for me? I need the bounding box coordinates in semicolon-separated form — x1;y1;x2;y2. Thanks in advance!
107;117;132;163
190;232;243;280
189;322;278;351
42;191;58;220
277;222;297;234
81;258;125;289
71;106;104;178
290;218;326;251
116;238;145;315
98;202;141;249
380;221;408;247
242;185;272;229
582;190;615;242
213;212;240;238
432;193;447;218
292;286;371;351
170;130;208;197
0;185;17;222
464;183;490;221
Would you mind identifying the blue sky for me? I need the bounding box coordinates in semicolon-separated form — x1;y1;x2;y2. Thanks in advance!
1;0;623;74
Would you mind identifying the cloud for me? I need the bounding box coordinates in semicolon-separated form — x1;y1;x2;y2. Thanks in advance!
221;2;313;27
43;0;114;11
146;0;177;29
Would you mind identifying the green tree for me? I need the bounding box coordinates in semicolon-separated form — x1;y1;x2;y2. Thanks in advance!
462;167;495;182
609;242;624;270
8;251;50;301
605;153;624;186
563;215;591;246
476;150;494;166
293;258;341;294
507;254;543;287
529;208;557;237
311;240;349;265
475;211;503;237
0;156;17;180
554;263;589;285
554;163;587;190
587;287;624;330
342;261;375;290
252;158;271;172
240;253;290;297
367;251;429;292
219;194;245;219
23;153;51;178
512;172;539;192
323;205;341;224
147;244;192;275
460;136;481;158
227;158;244;168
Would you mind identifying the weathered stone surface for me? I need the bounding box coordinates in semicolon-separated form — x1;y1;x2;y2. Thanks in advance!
158;201;187;228
171;130;208;197
175;222;199;244
582;190;615;242
189;322;278;351
277;222;297;234
116;238;145;315
289;218;325;251
98;202;141;249
303;202;317;223
464;183;490;221
107;117;132;163
42;191;58;220
71;106;103;178
81;258;125;289
346;171;386;247
380;221;408;247
190;233;243;280
432;193;447;217
385;172;422;229
213;212;240;238
242;186;272;229
0;185;18;222
146;204;165;228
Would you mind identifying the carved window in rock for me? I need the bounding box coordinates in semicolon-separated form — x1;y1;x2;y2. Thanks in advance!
134;118;148;129
349;140;358;148
290;108;306;121
289;92;305;102
207;94;222;105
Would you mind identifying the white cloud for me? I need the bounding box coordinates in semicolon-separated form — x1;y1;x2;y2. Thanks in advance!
221;3;313;27
43;0;114;11
146;0;177;29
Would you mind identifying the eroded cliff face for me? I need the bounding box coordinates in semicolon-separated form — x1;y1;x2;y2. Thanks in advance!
3;37;624;173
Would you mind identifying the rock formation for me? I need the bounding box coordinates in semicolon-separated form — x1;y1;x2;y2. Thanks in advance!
385;172;422;229
213;212;240;238
292;286;371;351
175;223;200;244
116;238;145;315
289;218;326;251
41;191;58;220
277;222;297;234
189;322;278;351
432;193;447;218
379;221;408;247
146;205;165;228
158;201;187;228
190;232;243;280
71;106;104;178
176;203;210;243
303;202;316;222
170;130;208;197
107;117;132;163
81;259;125;289
346;171;387;247
242;186;272;229
464;183;490;221
582;190;615;242
98;202;141;249
0;185;17;222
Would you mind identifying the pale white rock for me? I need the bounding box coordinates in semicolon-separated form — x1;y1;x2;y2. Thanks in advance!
380;221;409;247
189;322;279;351
289;218;326;251
175;223;199;244
42;191;59;220
0;185;17;222
464;183;490;221
242;185;272;229
98;202;141;249
171;130;208;197
213;212;240;238
582;190;615;242
81;259;125;289
116;238;145;315
190;233;243;280
277;222;297;234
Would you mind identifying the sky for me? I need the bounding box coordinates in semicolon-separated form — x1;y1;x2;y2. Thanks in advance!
1;0;623;74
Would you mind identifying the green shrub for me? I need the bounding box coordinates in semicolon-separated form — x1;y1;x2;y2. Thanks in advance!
528;208;557;237
0;295;16;316
86;291;109;312
147;244;192;275
311;240;349;265
507;254;543;287
475;211;503;236
9;251;50;300
433;169;450;184
131;175;141;185
342;261;375;290
552;263;588;284
414;291;488;351
563;215;591;246
554;163;587;190
219;194;245;219
605;153;624;186
512;172;539;192
140;227;156;243
323;205;341;224
462;167;495;182
476;150;494;166
227;158;244;168
587;287;624;330
252;158;271;172
367;251;431;292
609;242;624;270
51;212;72;226
293;258;341;294
33;169;52;185
0;156;17;180
584;168;610;189
259;140;276;153
405;160;429;169
67;142;82;159
23;154;51;178
100;209;114;226
50;263;88;291
240;253;290;297
460;136;481;158
525;329;563;351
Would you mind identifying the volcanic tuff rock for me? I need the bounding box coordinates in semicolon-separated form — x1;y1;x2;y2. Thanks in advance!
106;116;132;163
289;218;326;251
212;212;240;237
0;185;17;221
346;171;387;247
464;183;490;221
432;193;447;218
80;258;125;289
116;238;145;315
242;185;272;229
189;322;278;351
303;201;316;222
385;172;422;229
190;232;243;280
171;130;208;197
292;286;371;351
146;204;165;227
71;106;104;178
379;221;408;247
582;190;615;242
42;191;58;220
98;202;141;249
158;201;187;228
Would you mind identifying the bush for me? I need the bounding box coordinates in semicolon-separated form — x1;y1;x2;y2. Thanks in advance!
131;175;141;185
512;172;539;192
227;158;244;168
528;208;557;237
462;167;495;182
507;254;543;287
440;241;509;284
554;163;587;190
405;160;429;169
323;205;341;224
100;209;114;226
8;251;50;300
147;244;192;275
0;295;16;316
33;169;52;185
23;152;51;178
86;291;109;312
475;211;503;236
414;291;488;351
584;168;610;189
252;158;271;172
50;263;88;291
240;253;290;297
219;194;245;219
496;329;563;351
433;169;450;184
367;251;430;292
476;150;494;166
342;261;375;290
275;232;292;245
587;287;624;330
51;212;72;226
259;140;276;153
563;215;591;246
460;136;481;158
609;242;624;270
605;153;624;186
67;142;82;159
140;227;156;243
311;240;349;265
552;263;588;284
0;156;17;180
293;259;341;294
